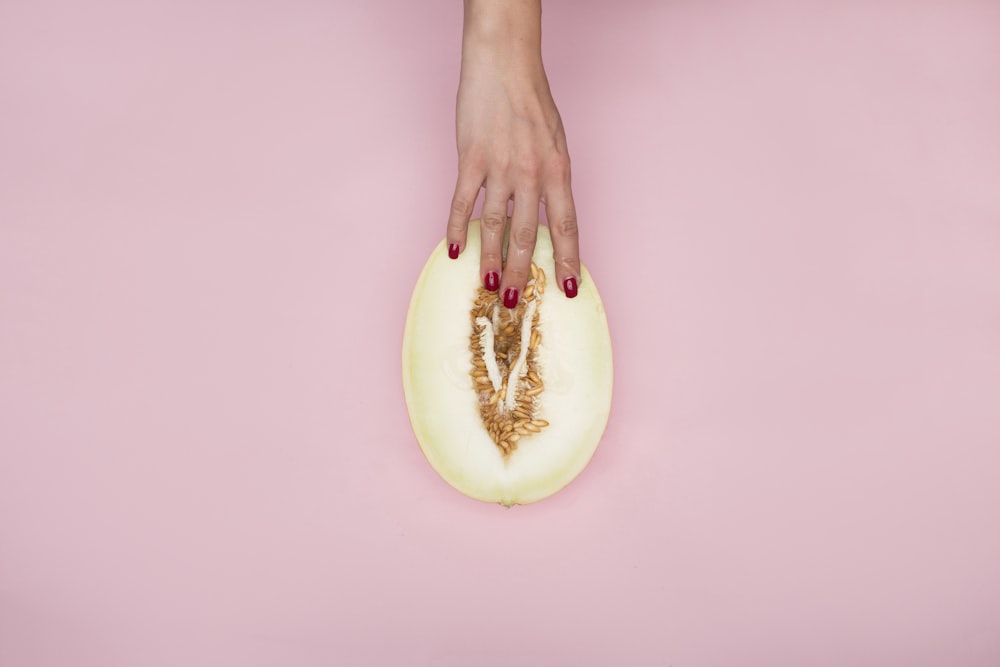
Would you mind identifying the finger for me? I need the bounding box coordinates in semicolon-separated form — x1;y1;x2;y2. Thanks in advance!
499;190;539;309
479;184;510;292
544;182;581;298
446;166;485;259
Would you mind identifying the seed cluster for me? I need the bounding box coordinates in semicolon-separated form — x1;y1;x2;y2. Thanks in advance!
470;263;549;456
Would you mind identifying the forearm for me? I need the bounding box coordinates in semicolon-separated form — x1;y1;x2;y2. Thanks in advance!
462;0;544;78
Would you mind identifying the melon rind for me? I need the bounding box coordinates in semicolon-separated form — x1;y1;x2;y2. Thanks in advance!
402;221;613;506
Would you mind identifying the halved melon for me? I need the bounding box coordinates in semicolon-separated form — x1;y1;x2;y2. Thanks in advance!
402;221;613;506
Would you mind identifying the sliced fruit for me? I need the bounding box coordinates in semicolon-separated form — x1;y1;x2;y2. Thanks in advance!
402;221;613;506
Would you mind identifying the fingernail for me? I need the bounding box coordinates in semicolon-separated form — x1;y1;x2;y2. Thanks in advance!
484;271;499;292
448;243;459;259
503;288;519;309
564;277;578;298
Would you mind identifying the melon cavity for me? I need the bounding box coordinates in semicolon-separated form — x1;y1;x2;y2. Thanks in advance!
401;221;613;506
468;270;545;453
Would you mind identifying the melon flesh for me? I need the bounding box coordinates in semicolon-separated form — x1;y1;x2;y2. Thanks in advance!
402;221;613;506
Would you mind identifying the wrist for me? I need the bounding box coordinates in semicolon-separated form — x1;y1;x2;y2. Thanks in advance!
462;0;543;73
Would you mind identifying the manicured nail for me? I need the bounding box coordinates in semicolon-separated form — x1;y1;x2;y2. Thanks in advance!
448;243;459;259
484;271;499;292
503;288;519;309
564;277;578;298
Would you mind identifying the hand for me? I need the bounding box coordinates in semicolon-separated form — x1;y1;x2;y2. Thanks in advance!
446;0;580;306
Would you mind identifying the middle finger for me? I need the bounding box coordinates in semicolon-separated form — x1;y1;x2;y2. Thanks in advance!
500;190;539;309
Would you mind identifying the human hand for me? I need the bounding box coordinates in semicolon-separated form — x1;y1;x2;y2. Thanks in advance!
446;0;580;307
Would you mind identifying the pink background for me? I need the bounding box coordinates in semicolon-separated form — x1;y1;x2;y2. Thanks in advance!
2;1;999;665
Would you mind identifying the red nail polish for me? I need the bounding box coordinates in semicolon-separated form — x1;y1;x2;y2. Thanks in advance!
448;243;459;259
503;288;519;309
564;277;578;298
484;271;499;292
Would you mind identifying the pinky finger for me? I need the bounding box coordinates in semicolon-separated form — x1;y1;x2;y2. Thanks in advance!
446;168;484;259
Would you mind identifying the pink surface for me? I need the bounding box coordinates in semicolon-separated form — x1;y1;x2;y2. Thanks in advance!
2;1;999;665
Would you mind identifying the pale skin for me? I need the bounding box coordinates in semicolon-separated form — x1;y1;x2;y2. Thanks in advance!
446;0;580;308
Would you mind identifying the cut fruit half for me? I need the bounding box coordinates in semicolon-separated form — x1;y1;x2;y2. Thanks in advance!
402;221;613;506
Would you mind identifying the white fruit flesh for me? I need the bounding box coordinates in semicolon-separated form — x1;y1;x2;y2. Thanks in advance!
402;221;613;506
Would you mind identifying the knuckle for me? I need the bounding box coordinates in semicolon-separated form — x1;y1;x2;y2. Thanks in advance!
481;251;502;265
518;155;542;179
504;266;529;283
513;225;537;248
493;152;512;172
458;149;486;172
548;154;571;177
555;214;579;238
450;196;473;218
556;257;579;275
481;214;506;232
